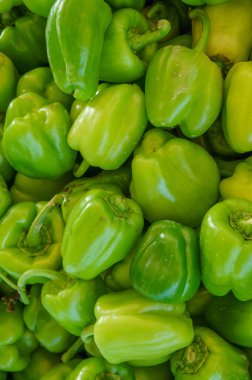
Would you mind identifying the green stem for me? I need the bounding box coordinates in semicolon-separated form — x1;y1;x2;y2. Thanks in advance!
73;159;90;178
229;210;252;240
189;8;210;54
147;3;169;22
61;337;84;363
17;268;65;305
81;324;95;344
0;269;18;292
129;19;171;52
25;193;64;249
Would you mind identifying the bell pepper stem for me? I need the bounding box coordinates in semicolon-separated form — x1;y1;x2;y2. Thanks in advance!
61;337;84;363
17;268;65;305
229;210;252;240
25;193;65;249
129;19;171;52
189;8;210;54
81;324;95;344
0;269;18;292
147;3;169;22
73;159;90;178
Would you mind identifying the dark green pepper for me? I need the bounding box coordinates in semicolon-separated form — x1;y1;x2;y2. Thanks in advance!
200;198;252;301
0;0;22;13
145;8;223;138
204;293;252;348
0;7;48;73
46;0;112;101
61;188;144;280
0;123;15;183
0;173;12;218
131;220;201;303
0;51;18;113
133;361;173;380
105;0;145;10
2;92;77;179
170;326;250;379
99;8;170;83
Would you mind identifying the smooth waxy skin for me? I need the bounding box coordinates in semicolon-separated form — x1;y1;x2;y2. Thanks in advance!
0;52;17;113
23;0;56;17
84;289;194;366
67;83;148;170
0;174;12;218
130;128;220;227
62;189;144;280
200;198;252;300
222;61;252;153
46;0;112;101
131;220;201;303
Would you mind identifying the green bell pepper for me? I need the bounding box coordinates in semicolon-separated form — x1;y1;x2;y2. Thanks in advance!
60;164;131;221
2;92;77;179
18;268;107;336
10;171;73;203
219;156;252;202
191;0;252;75
61;188;144;280
99;8;170;83
0;7;48;73
204;293;252;348
0;373;6;380
67;83;148;174
0;0;22;13
0;174;12;218
200;198;252;301
105;0;145;10
46;0;112;101
181;0;229;4
214;156;243;179
66;357;135;380
130;128;220;227
130;220;201;303
0;52;17;113
186;286;213;319
22;0;55;17
145;8;223;138
0;197;64;281
23;284;75;353
170;326;250;379
222;61;252;153
133;361;173;380
82;289;194;366
17;67;73;110
12;347;61;380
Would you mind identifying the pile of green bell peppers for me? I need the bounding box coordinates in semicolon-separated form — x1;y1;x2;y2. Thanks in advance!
0;0;252;379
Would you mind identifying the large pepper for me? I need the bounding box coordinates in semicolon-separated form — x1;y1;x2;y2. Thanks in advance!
204;293;252;348
61;188;144;280
131;220;201;303
170;326;250;379
222;61;252;153
23;284;75;353
0;197;64;281
67;83;148;174
219;156;252;202
191;0;252;75
0;6;48;73
0;123;15;183
0;51;17;113
200;198;252;301
16;67;73;110
99;8;170;83
46;0;112;101
82;289;194;366
66;357;135;380
130;128;220;227
18;268;107;336
145;8;223;138
2;92;77;179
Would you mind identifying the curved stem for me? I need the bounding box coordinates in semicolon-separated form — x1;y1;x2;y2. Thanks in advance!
17;268;65;305
0;269;18;292
81;324;95;344
61;337;84;363
189;8;210;54
147;3;169;22
73;159;90;178
25;193;64;249
129;19;171;52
